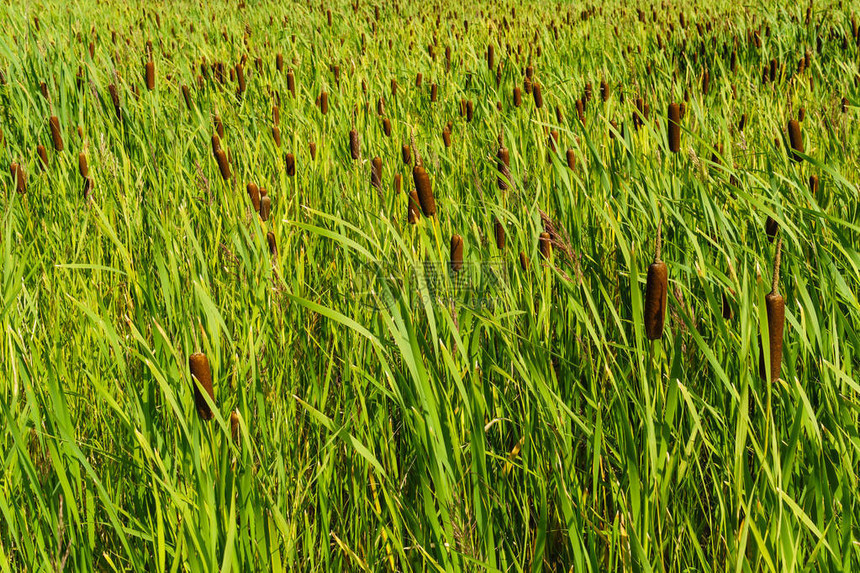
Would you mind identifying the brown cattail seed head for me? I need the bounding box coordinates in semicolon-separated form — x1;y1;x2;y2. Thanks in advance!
14;163;26;194
215;149;231;180
644;223;668;340
667;103;681;153
287;69;295;96
371;156;382;190
267;231;278;257
450;235;464;272
309;141;317;161
247;182;261;212
413;165;436;216
285;153;296;176
260;195;271;221
349;129;360;160
494;218;505;250
50;116;63;151
787;119;803;162
37;145;49;170
765;216;779;243
394;173;402;194
145;61;155;90
272;125;282;148
809;175;819;197
533;83;543;109
407;190;421;224
497;144;511;190
182;84;192;110
189;353;215;420
566;149;576;170
78;152;89;178
230;411;240;443
539;232;552;260
382;117;392;137
513;86;522;107
519;251;530;271
402;144;412;165
320;91;329;115
760;237;785;381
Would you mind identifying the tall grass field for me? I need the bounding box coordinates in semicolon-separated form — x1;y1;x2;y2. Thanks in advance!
1;0;859;570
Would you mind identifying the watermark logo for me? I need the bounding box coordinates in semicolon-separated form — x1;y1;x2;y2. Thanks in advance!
346;259;509;311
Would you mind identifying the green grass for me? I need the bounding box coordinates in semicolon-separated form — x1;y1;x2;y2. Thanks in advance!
1;0;859;570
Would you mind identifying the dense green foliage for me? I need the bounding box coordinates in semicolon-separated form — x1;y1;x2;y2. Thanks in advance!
1;0;859;570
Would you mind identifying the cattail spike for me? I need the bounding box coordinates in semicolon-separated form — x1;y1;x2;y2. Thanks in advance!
771;235;782;295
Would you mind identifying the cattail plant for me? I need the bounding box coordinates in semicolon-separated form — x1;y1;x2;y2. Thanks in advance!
494;218;505;250
371;157;382;191
108;84;121;121
548;130;559;155
50;116;63;151
513;86;522;107
809;175;819;197
402;144;411;165
82;175;93;198
236;63;246;95
566;149;576;170
382;118;392;137
644;221;668;340
787;119;803;162
394;173;402;194
759;236;785;381
765;216;779;243
320;90;329;115
182;84;192;110
533;83;543;109
145;61;155;90
260;193;271;221
349;129;360;160
519;251;529;271
215;149;231;180
497;133;510;190
450;235;464;272
287;69;295;96
78;152;88;178
286;153;296;176
600;79;610;101
247;182;261;212
189;353;215;420
667;103;681;153
309;141;317;161
430;83;437;102
407;190;421;224
37;145;48;170
267;231;278;257
539;232;552;260
272;125;282;147
13;163;26;194
230;411;240;443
